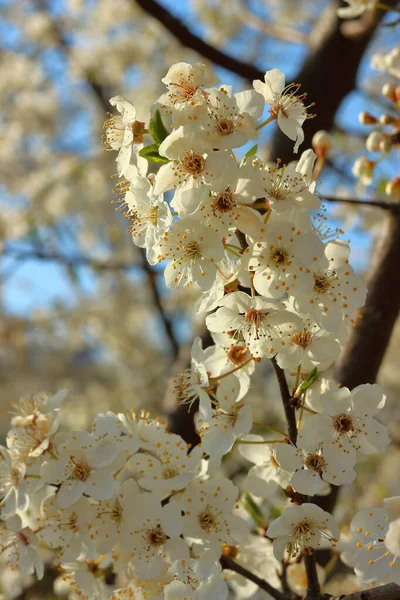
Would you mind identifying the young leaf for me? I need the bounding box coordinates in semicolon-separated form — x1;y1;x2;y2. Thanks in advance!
139;144;170;163
241;144;258;165
149;109;170;145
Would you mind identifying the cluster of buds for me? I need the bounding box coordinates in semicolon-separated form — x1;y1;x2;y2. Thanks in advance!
353;70;400;195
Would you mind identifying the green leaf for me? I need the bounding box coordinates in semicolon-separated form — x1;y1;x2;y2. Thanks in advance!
138;144;170;164
241;144;258;164
293;366;319;399
149;109;170;145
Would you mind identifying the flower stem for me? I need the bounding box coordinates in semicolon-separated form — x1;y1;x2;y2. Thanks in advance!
256;115;275;131
209;357;253;381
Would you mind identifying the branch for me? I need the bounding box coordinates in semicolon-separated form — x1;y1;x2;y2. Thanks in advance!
321;196;400;212
329;583;400;600
220;556;288;600
270;357;297;445
334;198;400;388
138;249;180;359
1;248;138;271
237;1;307;44
2;247;180;358
134;0;265;82
304;552;321;600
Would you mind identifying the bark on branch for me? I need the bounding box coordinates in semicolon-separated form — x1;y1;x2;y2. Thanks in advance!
134;0;265;81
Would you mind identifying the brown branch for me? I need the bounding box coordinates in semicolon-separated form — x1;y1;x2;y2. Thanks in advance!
220;556;288;600
321;196;400;212
2;247;180;358
138;249;180;359
1;248;138;271
344;584;400;600
304;552;321;600
334;197;400;387
134;0;265;82
271;357;297;445
326;583;400;600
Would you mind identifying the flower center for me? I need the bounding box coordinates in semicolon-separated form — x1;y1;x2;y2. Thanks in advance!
228;345;249;365
222;543;239;559
245;308;265;327
332;413;354;434
293;519;313;541
183;240;201;259
147;526;167;547
269;247;289;265
198;507;217;533
70;458;91;482
313;274;330;294
211;189;236;214
216;118;235;135
305;453;326;473
182;152;206;177
162;465;179;479
292;330;312;349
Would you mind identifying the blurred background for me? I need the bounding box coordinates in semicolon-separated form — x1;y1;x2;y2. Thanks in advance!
0;0;399;459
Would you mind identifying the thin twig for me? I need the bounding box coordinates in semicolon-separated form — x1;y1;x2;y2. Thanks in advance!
134;0;265;82
321;195;400;212
220;556;287;600
271;357;297;445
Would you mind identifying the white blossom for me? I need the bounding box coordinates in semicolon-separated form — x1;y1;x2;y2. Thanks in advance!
40;430;118;508
297;384;389;467
253;69;313;152
267;503;339;559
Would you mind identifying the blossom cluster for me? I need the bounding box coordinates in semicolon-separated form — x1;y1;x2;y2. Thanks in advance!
0;61;394;599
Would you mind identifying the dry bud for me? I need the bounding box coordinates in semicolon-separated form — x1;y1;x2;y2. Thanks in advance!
312;130;332;156
358;111;377;125
386;177;400;201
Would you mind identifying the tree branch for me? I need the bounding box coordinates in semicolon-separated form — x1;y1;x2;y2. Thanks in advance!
334;199;400;388
321;196;400;212
330;582;400;600
304;552;321;600
220;556;288;600
271;357;297;445
134;0;265;81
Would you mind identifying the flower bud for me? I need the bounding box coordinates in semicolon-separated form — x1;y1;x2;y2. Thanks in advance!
386;177;400;200
379;114;397;126
352;156;375;186
366;131;386;153
382;83;397;103
312;130;332;156
379;137;392;153
358;111;377;125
